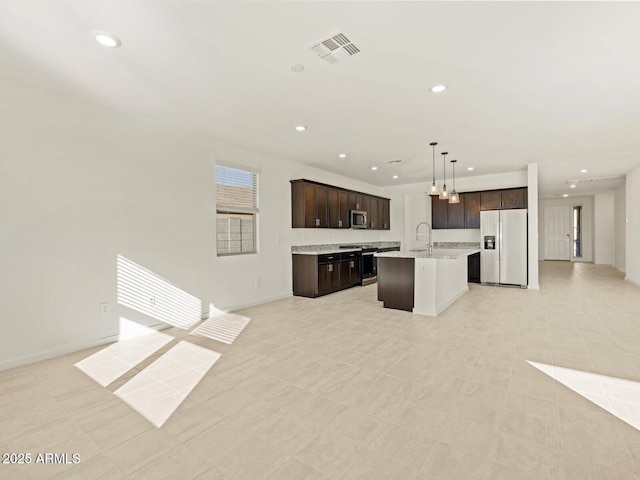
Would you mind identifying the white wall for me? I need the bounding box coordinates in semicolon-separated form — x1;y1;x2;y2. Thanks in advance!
626;164;640;286
538;196;594;263
0;79;397;370
594;192;615;265
614;183;626;272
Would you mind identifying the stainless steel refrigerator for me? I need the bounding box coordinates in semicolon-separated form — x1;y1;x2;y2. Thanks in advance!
480;209;528;287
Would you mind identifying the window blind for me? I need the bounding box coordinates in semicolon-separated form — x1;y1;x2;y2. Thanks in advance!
215;165;258;213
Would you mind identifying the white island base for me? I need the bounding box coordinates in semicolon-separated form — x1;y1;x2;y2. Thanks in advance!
376;249;479;317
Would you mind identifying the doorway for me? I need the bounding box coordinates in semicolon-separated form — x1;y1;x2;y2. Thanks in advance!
544;205;571;260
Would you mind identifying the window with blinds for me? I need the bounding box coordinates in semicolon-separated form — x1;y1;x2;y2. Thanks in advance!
215;165;258;256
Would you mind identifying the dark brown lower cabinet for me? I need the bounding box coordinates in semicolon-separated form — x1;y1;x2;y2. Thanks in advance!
467;252;481;283
293;252;362;298
318;260;341;294
377;257;415;312
340;256;361;288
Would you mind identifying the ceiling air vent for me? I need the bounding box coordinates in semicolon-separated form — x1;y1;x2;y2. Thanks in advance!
311;32;360;64
566;175;624;185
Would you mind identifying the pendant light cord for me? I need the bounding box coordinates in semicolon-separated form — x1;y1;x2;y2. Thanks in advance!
442;153;447;186
430;142;437;184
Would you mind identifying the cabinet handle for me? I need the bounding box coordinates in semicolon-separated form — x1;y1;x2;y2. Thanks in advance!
315;218;320;226
349;261;354;268
328;264;333;272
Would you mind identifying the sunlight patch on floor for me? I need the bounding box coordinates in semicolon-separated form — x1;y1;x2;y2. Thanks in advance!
528;360;640;431
75;318;173;387
190;313;251;344
114;341;221;427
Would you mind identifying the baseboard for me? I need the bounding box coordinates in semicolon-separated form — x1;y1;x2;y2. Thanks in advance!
626;277;640;288
1;293;295;373
0;323;169;373
220;293;293;313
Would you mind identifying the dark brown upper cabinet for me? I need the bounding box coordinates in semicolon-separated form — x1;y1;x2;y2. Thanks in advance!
381;199;391;230
480;190;502;211
368;196;379;229
338;190;350;229
361;196;371;220
480;188;527;210
431;196;449;229
431;194;464;229
314;185;328;227
432;187;527;229
464;192;481;228
290;181;327;228
291;179;390;229
447;194;465;229
501;188;527;209
327;188;340;228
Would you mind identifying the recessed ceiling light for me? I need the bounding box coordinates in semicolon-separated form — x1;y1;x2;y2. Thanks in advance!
295;125;307;131
563;194;569;197
431;85;446;93
392;175;399;179
94;32;121;48
290;64;305;73
338;153;347;158
467;167;474;171
580;169;588;173
371;166;378;171
570;184;577;189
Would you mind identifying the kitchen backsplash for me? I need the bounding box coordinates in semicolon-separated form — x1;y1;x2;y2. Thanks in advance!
433;242;481;249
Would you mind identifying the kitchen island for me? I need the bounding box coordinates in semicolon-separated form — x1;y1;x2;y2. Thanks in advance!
376;248;480;316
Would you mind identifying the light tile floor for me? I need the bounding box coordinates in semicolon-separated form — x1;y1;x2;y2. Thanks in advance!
2;261;640;479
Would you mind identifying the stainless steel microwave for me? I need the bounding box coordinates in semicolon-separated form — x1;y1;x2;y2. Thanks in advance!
350;210;367;229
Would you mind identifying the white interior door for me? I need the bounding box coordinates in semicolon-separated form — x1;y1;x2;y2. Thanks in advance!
544;206;571;260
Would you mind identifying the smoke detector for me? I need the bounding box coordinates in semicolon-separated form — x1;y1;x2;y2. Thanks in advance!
311;32;360;64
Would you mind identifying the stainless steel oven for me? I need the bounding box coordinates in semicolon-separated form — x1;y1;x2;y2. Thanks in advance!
360;247;378;286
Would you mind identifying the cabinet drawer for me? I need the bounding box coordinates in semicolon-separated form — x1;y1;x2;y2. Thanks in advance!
340;251;361;260
318;253;339;263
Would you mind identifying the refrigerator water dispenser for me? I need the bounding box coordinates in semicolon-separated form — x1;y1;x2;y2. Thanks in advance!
484;236;496;250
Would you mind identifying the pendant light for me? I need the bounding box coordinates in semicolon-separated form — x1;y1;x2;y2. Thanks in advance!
449;159;460;204
438;152;449;199
428;142;440;195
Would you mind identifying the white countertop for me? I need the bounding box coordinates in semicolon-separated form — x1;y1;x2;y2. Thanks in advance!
293;248;362;255
375;248;480;259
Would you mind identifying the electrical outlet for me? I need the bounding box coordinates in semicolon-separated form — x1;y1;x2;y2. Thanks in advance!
100;302;110;318
255;277;262;287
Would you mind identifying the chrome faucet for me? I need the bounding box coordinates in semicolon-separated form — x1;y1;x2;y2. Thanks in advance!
415;222;433;256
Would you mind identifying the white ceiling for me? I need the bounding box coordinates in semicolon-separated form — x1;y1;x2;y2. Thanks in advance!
1;1;638;196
